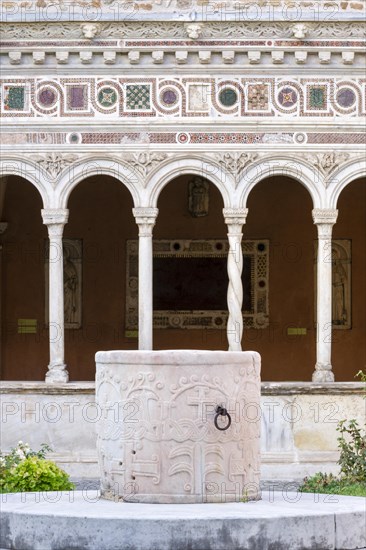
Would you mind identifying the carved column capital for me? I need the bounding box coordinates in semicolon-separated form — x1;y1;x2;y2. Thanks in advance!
312;208;338;225
223;208;248;236
312;209;338;239
133;207;159;237
42;208;69;226
223;208;248;225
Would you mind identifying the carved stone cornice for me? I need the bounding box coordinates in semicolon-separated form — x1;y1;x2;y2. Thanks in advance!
1;21;365;40
34;153;79;179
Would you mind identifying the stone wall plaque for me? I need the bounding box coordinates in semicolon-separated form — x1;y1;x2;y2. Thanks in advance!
45;238;82;329
126;239;269;331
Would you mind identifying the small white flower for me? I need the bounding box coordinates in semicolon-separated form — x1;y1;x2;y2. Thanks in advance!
15;449;25;459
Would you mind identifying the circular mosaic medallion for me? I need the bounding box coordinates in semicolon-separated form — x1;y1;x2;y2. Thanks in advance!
160;88;178;107
38;87;57;108
218;88;238;108
177;132;190;144
278;87;298;108
293;132;307;144
97;87;117;108
336;88;356;108
66;132;82;144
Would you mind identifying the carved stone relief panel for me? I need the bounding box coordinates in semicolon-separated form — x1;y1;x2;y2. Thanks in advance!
45;238;82;329
314;239;351;329
125;239;269;331
96;349;261;503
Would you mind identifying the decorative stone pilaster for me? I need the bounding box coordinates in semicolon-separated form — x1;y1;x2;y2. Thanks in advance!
312;208;338;383
42;208;69;384
133;207;159;351
223;208;248;351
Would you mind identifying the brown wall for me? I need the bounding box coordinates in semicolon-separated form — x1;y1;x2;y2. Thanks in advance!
333;178;366;380
1;177;48;380
1;175;365;382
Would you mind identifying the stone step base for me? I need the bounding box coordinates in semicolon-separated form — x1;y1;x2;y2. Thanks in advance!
1;490;365;550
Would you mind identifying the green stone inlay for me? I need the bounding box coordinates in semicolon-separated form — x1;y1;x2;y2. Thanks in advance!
309;87;326;109
98;87;117;108
126;84;151;110
219;88;238;107
5;86;25;110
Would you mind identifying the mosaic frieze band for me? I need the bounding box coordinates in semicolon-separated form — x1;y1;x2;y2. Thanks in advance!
1;76;364;119
2;131;365;147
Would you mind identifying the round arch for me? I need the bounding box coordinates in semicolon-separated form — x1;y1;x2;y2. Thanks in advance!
56;157;143;209
143;156;235;208
0;156;50;208
237;156;326;209
327;158;366;209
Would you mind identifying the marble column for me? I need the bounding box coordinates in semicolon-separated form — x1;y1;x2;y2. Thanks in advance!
312;208;338;383
42;208;69;384
133;207;159;351
223;208;248;351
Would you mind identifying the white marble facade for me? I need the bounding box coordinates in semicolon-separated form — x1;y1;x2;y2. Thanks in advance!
0;1;365;383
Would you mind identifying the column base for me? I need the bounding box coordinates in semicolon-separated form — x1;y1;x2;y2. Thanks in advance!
45;364;69;384
312;363;335;383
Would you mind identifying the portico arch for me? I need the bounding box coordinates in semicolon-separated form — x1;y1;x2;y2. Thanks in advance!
0;157;50;208
0;174;48;380
237;156;325;210
143;156;234;209
56;157;143;210
327;158;366;209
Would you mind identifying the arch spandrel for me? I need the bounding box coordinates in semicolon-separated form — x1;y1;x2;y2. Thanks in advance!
142;156;235;209
236;156;326;210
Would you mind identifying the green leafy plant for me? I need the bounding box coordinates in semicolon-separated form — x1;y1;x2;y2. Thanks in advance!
0;441;74;493
300;472;366;497
300;378;366;497
337;419;366;482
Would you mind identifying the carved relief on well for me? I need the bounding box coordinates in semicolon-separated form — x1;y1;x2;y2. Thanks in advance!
95;350;261;503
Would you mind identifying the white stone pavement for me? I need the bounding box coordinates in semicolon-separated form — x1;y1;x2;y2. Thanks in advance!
1;490;365;550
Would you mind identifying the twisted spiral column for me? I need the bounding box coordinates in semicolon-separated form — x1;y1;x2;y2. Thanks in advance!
223;208;248;351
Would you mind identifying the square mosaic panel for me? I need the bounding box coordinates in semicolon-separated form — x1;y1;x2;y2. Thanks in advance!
308;85;327;110
188;84;210;112
3;85;25;110
247;84;269;111
126;84;151;110
66;85;88;110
